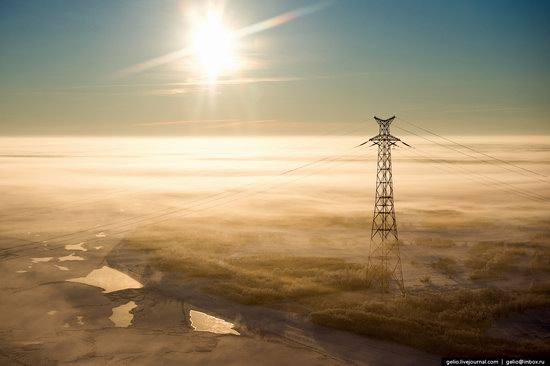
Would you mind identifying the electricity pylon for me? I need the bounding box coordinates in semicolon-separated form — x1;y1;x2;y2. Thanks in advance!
359;116;409;294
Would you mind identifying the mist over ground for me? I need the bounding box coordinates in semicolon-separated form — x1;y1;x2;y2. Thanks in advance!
1;135;548;242
1;135;549;364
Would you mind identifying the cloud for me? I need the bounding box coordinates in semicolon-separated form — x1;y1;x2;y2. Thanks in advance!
202;120;279;129
134;119;235;127
133;119;279;128
145;88;188;96
56;72;371;96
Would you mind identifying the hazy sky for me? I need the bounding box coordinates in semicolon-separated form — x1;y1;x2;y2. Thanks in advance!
1;0;549;135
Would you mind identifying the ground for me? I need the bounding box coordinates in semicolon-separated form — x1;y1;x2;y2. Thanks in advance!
0;136;549;365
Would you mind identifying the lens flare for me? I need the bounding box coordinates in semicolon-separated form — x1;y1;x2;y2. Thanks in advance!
189;11;238;82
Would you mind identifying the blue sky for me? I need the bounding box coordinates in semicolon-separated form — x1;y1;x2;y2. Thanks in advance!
1;0;549;135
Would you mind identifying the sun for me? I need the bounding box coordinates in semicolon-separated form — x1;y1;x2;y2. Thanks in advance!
189;11;239;82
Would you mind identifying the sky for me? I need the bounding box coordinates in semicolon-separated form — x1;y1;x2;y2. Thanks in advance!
0;0;549;136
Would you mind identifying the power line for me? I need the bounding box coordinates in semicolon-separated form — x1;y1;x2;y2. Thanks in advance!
394;124;547;186
3;121;368;220
392;125;549;203
402;148;549;203
1;146;371;262
0;123;368;254
397;117;549;182
398;146;549;204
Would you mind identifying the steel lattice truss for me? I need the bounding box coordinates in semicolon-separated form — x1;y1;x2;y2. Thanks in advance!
362;116;407;294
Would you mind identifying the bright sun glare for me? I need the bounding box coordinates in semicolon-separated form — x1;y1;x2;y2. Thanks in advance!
190;11;238;82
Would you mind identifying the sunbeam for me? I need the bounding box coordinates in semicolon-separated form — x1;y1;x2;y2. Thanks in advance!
113;0;335;79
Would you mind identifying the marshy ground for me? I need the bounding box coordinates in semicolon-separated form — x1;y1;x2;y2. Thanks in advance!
0;136;548;365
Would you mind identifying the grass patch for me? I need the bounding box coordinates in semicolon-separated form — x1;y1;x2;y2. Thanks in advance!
414;237;456;248
420;275;432;284
126;229;380;304
162;254;376;304
124;229;550;357
466;242;528;280
430;256;458;278
531;249;550;272
311;287;550;357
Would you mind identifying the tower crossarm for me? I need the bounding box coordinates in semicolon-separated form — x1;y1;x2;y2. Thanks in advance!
369;134;401;144
357;116;410;148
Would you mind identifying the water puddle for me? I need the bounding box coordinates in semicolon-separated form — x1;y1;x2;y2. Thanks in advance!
65;242;87;252
67;266;143;293
16;270;28;274
189;310;240;335
31;257;53;264
110;301;138;327
59;253;84;262
54;265;69;271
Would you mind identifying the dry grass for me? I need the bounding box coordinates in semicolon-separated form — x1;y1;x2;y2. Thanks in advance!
124;228;550;357
125;228;382;305
414;237;456;248
311;287;550;357
531;249;550;272
466;242;529;280
208;256;375;304
430;256;458;278
420;275;432;284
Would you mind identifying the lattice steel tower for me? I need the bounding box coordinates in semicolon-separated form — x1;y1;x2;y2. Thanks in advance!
360;116;408;294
